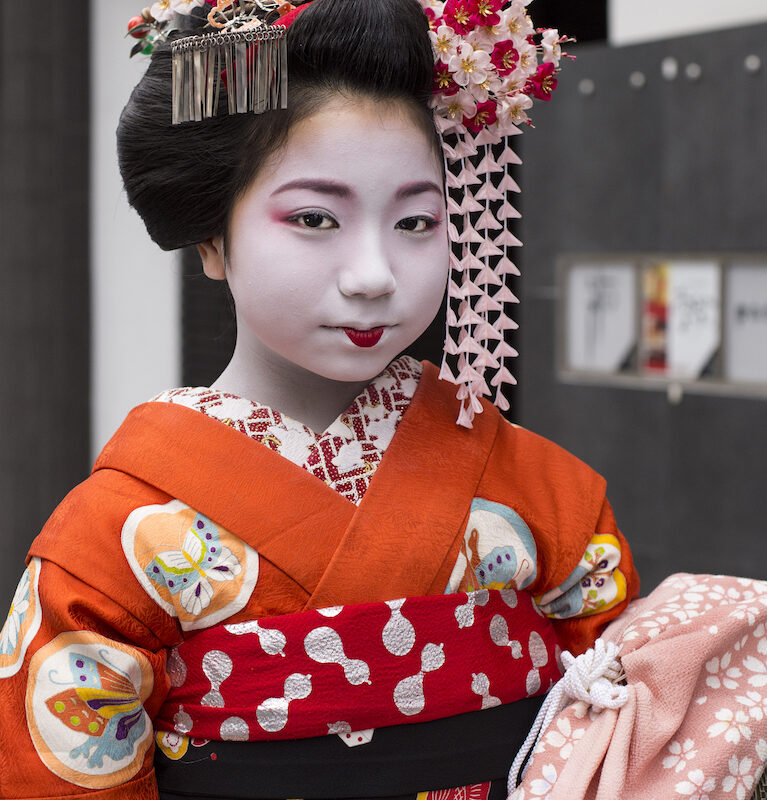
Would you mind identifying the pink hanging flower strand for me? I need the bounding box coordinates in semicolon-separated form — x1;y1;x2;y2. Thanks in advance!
419;1;572;427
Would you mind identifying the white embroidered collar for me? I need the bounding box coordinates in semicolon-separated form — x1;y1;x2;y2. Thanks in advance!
152;356;422;505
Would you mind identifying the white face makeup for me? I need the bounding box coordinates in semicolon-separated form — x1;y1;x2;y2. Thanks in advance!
211;97;449;387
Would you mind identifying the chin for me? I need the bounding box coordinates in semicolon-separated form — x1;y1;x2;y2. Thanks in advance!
305;352;397;384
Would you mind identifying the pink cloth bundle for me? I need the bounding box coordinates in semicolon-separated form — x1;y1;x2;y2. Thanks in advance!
513;573;767;800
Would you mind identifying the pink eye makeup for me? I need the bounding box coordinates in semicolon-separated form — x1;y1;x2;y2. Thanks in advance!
284;210;339;230
396;215;443;233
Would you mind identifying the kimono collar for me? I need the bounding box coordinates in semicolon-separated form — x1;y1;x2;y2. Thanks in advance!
151;356;422;506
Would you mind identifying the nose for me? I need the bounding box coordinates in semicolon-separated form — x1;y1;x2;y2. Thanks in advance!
337;233;397;299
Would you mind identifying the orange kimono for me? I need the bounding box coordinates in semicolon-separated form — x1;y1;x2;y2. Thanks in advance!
0;360;638;798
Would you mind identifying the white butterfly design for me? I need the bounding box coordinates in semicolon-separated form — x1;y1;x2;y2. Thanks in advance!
145;514;241;616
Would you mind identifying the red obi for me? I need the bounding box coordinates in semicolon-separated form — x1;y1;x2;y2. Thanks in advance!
155;589;562;742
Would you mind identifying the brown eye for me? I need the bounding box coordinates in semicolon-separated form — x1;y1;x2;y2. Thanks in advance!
397;216;433;233
293;212;337;229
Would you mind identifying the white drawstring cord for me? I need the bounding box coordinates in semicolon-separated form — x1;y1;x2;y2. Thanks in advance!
507;638;629;795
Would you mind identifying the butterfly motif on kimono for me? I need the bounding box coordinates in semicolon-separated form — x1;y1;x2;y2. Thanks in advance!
144;513;242;616
46;651;146;769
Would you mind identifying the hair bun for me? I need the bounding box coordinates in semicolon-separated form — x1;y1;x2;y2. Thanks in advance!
118;0;435;251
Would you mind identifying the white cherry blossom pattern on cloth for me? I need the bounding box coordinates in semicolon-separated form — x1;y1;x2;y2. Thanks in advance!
536;533;628;620
512;574;767;800
121;499;259;631
0;556;43;678
25;631;154;789
152;356;422;506
445;498;537;593
534;715;586;762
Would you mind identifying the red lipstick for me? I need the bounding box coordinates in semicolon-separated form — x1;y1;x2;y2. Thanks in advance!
343;327;384;348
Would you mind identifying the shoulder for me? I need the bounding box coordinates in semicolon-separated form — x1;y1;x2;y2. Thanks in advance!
29;402;180;564
493;419;606;496
476;418;610;590
414;361;606;505
484;417;607;523
29;467;170;562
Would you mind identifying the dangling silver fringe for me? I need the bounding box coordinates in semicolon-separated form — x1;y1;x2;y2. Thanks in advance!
171;26;288;125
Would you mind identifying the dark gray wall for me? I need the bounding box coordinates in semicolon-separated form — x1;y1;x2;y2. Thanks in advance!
0;9;90;602
518;24;767;591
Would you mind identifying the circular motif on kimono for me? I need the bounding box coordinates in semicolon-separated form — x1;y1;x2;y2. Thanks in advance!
446;499;537;593
155;730;190;760
0;557;43;679
121;500;260;631
26;632;154;788
578;534;627;616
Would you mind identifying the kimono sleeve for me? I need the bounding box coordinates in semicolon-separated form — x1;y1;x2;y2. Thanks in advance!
0;475;181;799
536;497;639;656
466;420;639;657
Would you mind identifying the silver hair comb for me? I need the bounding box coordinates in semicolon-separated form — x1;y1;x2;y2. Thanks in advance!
171;25;288;124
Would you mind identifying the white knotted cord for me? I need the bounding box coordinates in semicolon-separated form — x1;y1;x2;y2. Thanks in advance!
507;638;629;795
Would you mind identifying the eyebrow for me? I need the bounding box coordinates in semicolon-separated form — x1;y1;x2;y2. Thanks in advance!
395;181;444;200
270;179;443;200
271;179;352;198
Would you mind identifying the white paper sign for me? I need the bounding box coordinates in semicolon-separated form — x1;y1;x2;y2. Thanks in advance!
567;263;636;372
726;264;767;383
667;260;721;379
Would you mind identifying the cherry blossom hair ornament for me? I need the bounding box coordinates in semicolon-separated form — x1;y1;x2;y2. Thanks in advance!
425;0;569;427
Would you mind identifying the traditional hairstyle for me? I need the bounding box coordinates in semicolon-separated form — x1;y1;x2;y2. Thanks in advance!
120;0;569;425
117;0;438;251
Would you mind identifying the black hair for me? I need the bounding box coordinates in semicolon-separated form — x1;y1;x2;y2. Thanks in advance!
117;0;437;251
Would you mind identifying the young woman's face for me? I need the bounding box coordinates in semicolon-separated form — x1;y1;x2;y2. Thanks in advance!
211;97;449;384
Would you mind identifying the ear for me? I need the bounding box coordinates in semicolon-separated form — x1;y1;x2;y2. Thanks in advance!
197;236;227;281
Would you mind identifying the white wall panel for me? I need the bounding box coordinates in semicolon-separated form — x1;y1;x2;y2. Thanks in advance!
91;0;181;458
610;0;767;46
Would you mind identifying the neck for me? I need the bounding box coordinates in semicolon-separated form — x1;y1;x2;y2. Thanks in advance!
211;341;373;434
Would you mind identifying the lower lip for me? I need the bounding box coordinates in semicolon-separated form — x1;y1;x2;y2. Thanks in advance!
343;327;385;348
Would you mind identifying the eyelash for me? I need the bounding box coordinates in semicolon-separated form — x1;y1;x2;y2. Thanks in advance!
286;211;338;230
396;216;441;234
285;212;441;233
